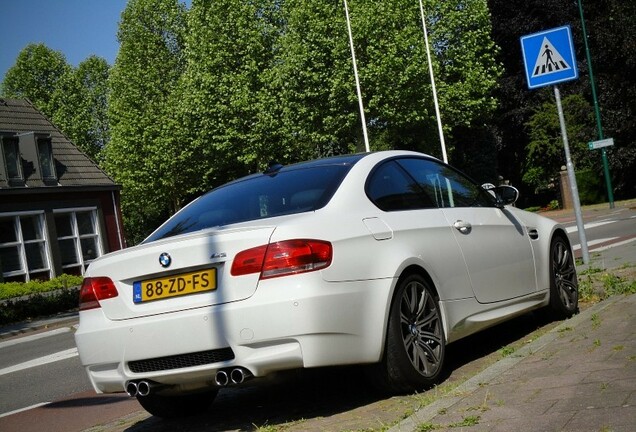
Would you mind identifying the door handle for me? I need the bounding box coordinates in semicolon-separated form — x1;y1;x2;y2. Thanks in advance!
453;220;472;234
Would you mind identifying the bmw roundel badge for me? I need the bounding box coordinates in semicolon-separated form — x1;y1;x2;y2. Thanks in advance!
159;252;172;268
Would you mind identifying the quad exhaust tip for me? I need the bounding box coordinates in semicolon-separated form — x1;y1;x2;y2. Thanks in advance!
126;367;252;398
215;367;252;387
125;380;164;397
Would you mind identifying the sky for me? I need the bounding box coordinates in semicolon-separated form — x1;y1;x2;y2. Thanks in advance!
0;0;128;83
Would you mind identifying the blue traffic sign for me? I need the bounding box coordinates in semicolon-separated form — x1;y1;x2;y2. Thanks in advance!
520;25;578;89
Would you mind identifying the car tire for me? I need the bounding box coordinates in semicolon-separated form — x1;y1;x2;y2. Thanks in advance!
375;274;445;393
549;235;579;318
136;389;218;418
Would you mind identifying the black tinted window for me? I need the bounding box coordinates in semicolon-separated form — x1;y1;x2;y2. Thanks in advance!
396;158;494;208
366;161;435;211
145;165;352;243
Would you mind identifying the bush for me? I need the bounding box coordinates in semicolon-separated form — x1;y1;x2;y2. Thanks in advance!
0;274;83;325
0;274;82;300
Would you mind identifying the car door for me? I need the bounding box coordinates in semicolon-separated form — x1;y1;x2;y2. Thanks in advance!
396;158;537;304
364;159;474;301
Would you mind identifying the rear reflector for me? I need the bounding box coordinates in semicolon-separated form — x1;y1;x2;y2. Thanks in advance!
231;239;332;279
79;277;119;311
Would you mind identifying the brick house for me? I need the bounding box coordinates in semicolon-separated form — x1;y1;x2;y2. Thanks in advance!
0;98;124;282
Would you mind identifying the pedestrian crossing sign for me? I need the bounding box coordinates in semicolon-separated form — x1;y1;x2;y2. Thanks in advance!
520;25;578;89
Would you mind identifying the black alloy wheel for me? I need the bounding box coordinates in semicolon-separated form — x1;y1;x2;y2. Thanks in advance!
549;235;579;318
378;273;445;393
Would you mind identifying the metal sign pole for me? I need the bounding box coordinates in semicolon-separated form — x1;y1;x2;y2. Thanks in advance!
554;85;589;264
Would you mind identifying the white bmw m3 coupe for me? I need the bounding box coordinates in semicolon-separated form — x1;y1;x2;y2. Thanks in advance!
74;150;578;418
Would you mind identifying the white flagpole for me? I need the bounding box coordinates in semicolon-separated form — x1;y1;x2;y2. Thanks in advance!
418;0;448;163
343;0;370;152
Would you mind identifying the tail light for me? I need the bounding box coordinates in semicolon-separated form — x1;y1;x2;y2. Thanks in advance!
231;239;332;279
79;277;119;311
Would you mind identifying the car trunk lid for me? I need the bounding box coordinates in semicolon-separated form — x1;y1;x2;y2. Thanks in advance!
85;225;275;321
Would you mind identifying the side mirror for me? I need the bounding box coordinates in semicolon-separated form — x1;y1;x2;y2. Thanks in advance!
494;185;519;208
481;184;519;208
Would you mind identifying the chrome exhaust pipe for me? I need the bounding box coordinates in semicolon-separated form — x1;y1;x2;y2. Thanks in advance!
215;370;229;387
137;380;151;397
125;381;139;397
230;368;251;384
127;380;166;397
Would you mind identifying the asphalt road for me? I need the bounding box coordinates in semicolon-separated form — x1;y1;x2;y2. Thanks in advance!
553;203;636;258
0;327;86;414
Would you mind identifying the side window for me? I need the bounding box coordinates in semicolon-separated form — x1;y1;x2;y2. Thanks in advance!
366;161;434;211
397;158;494;208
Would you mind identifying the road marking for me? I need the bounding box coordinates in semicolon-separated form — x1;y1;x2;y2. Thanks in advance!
0;347;79;377
572;237;618;251
0;327;73;349
573;236;636;252
566;220;616;233
0;402;50;418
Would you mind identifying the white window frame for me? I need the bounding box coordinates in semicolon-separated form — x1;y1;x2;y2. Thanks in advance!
53;207;103;274
0;211;52;281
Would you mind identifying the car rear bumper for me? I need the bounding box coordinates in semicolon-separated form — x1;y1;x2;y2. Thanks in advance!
75;276;393;393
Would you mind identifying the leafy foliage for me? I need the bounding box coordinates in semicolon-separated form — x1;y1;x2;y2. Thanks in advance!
523;93;595;192
269;0;359;158
50;56;110;163
110;0;503;242
0;274;83;325
105;0;188;244
1;43;70;117
0;274;83;300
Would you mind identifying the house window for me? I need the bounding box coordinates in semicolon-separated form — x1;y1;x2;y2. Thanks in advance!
37;137;56;180
0;212;51;282
2;137;23;183
54;209;102;275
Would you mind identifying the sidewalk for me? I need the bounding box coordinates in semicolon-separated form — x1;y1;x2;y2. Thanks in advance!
390;293;636;432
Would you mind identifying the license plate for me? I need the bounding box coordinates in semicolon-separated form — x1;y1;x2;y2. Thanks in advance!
133;268;217;303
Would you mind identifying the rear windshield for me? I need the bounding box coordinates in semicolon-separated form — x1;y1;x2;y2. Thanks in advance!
144;164;353;243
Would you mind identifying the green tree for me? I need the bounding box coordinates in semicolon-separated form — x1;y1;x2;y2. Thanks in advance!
523;93;596;193
270;0;502;161
50;56;110;163
268;0;359;158
0;43;70;116
105;0;508;242
174;0;282;191
105;0;187;244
